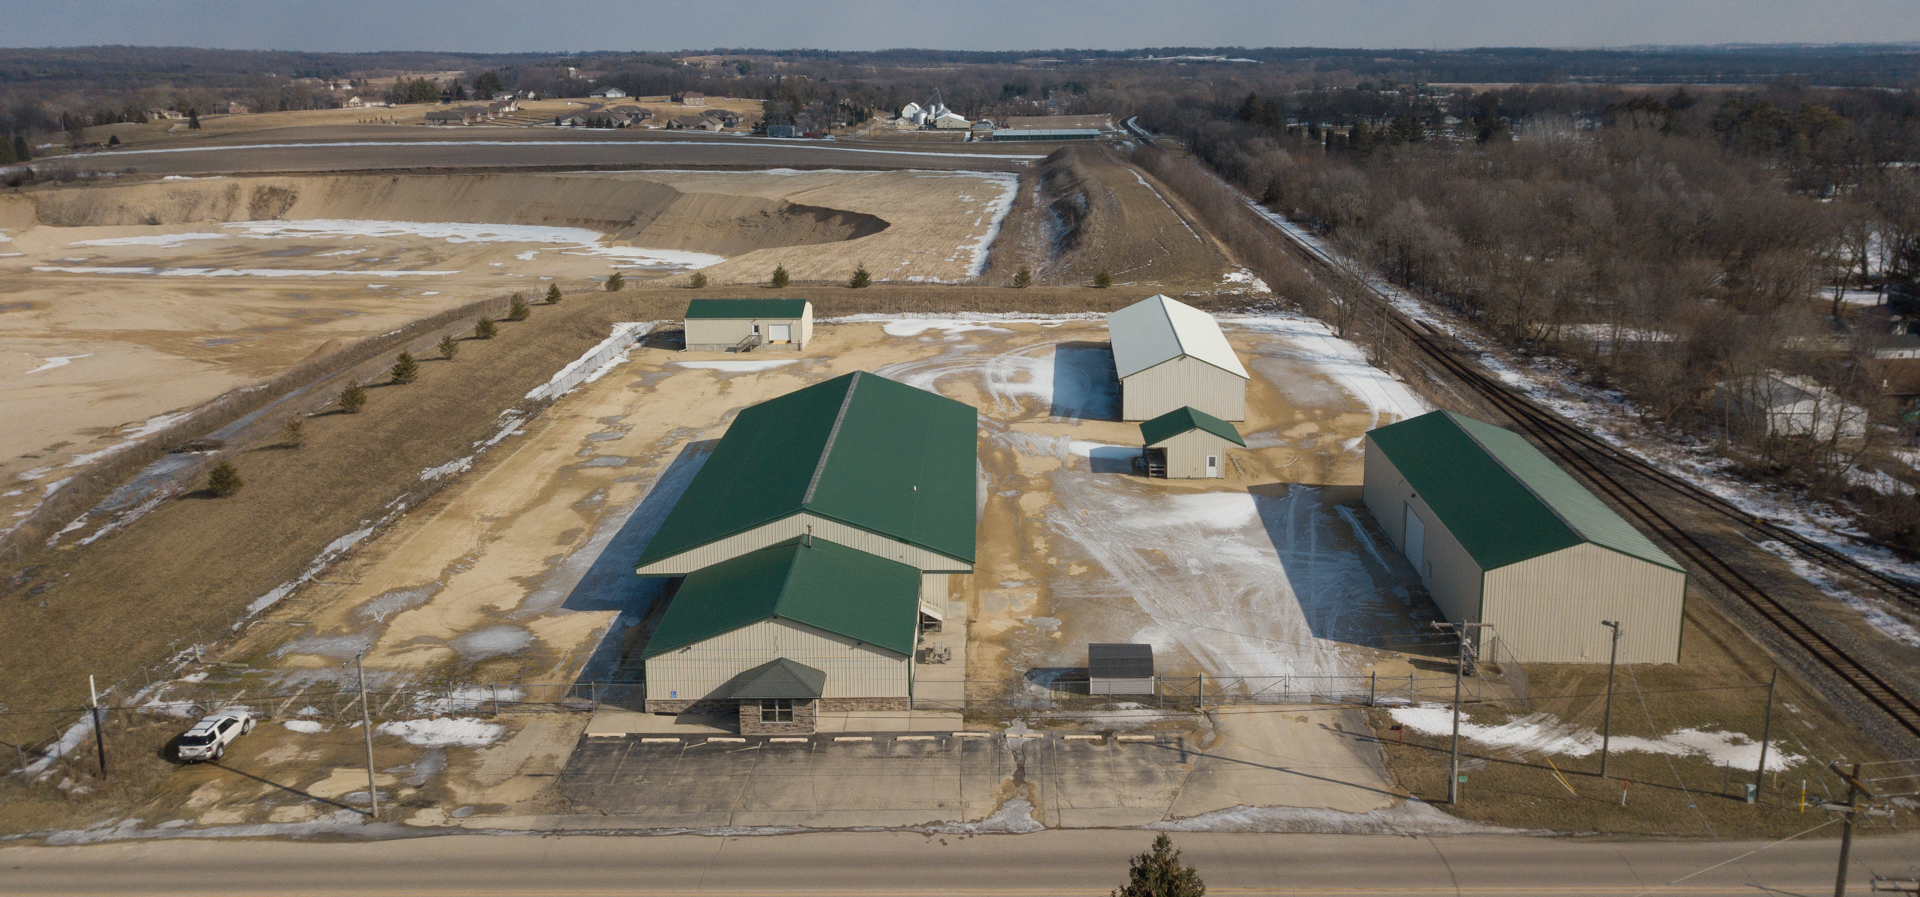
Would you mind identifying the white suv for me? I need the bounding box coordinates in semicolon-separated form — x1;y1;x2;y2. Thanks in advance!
175;711;256;762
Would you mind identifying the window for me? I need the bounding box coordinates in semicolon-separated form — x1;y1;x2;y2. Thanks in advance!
760;699;794;723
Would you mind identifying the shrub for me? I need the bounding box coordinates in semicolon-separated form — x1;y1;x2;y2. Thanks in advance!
604;271;625;292
390;350;419;384
474;317;498;340
771;265;790;288
438;334;460;360
280;416;304;446
1014;267;1033;288
849;265;871;288
338;384;367;413
1094;269;1113;289
689;271;708;289
1112;834;1205;897
207;460;243;497
545;283;562;304
507;293;531;321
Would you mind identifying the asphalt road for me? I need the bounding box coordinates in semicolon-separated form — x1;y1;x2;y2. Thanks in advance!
4;829;1915;895
38;127;1045;176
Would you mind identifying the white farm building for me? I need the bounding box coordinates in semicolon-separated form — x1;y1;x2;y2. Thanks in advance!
1364;411;1686;665
1107;294;1248;421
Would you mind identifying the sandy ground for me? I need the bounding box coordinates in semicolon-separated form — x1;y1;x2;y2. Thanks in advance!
0;169;1020;525
96;314;1426;832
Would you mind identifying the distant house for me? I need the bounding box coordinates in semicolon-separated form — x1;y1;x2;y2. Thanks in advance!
226;102;251;115
426;106;486;125
606;105;654;126
669;114;722;131
708;109;742;127
589;86;627;99
556;113;590;127
487;97;520;114
766;123;798;138
673;91;706;106
344;96;366;108
148;109;186;121
1713;373;1870;444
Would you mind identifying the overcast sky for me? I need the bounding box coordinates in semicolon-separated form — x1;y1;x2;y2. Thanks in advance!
1;1;1916;52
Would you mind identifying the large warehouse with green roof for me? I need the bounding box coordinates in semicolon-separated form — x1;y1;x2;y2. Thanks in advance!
1364;410;1686;664
637;371;979;728
683;297;812;352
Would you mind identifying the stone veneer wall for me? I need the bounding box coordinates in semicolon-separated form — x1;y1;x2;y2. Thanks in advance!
737;699;818;735
818;697;909;712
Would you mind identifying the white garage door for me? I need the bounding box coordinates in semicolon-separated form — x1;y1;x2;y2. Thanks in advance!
769;324;792;343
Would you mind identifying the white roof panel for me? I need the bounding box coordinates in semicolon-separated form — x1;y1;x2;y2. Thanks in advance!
1105;294;1249;380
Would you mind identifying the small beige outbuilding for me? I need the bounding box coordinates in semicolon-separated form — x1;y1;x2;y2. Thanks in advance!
1140;406;1244;478
684;298;812;352
1106;294;1248;421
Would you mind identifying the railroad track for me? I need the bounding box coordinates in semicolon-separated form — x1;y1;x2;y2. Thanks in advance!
1124;120;1920;738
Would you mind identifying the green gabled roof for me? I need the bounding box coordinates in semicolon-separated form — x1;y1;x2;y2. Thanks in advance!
642;537;921;658
685;298;810;320
1140;406;1246;447
636;371;978;567
1368;411;1683;573
721;658;828;699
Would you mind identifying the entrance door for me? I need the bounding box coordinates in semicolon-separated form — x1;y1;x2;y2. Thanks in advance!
1403;503;1427;581
1205;454;1220;477
769;324;792;344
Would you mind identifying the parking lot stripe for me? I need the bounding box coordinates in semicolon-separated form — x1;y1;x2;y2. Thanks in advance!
640;737;681;744
1063;734;1102;741
1006;733;1040;738
833;736;873;742
769;736;809;743
703;737;746;743
1115;734;1155;742
896;735;936;741
951;731;989;737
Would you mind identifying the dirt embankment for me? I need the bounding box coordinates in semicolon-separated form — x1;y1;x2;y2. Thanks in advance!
981;146;1234;288
20;174;889;255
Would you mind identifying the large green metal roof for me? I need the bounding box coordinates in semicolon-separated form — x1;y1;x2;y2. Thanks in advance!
642;537;921;658
684;298;810;320
636;371;979;567
1140;406;1246;447
1367;411;1683;573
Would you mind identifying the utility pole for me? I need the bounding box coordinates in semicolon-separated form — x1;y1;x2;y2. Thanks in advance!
1433;621;1494;805
1831;761;1872;897
1599;621;1622;779
347;652;379;819
1754;669;1778;795
88;675;107;777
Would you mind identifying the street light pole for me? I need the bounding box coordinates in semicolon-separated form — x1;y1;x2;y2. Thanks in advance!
347;652;379;820
1599;621;1621;779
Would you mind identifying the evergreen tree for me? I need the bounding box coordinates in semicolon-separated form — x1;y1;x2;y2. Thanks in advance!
390;350;419;384
207;460;243;497
849;264;871;288
474;317;498;340
187;109;200;130
1013;267;1032;288
1094;269;1112;289
771;265;790;288
545;283;563;304
507;292;531;320
280;416;304;447
689;271;708;288
475;71;504;99
1112;835;1205;897
438;334;460;360
107;134;120;147
1235;91;1262;123
604;271;624;292
0;138;15;165
339;384;367;413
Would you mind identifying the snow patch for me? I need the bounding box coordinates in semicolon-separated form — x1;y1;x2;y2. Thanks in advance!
1150;799;1512;835
377;717;505;748
672;359;799;372
26;354;92;374
283;720;327;734
1388;705;1803;772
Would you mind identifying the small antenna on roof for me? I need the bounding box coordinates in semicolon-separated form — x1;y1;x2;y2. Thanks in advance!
806;523;813;547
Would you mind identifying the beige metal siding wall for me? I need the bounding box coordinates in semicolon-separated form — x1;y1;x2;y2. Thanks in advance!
645;618;911;701
1482;544;1685;664
919;572;949;618
685;317;804;351
636;512;972;576
1407;494;1486;627
1121;357;1247;421
797;309;813;348
1160;430;1231;478
1363;440;1485;628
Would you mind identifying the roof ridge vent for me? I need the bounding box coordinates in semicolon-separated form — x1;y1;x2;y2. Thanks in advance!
802;372;861;505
